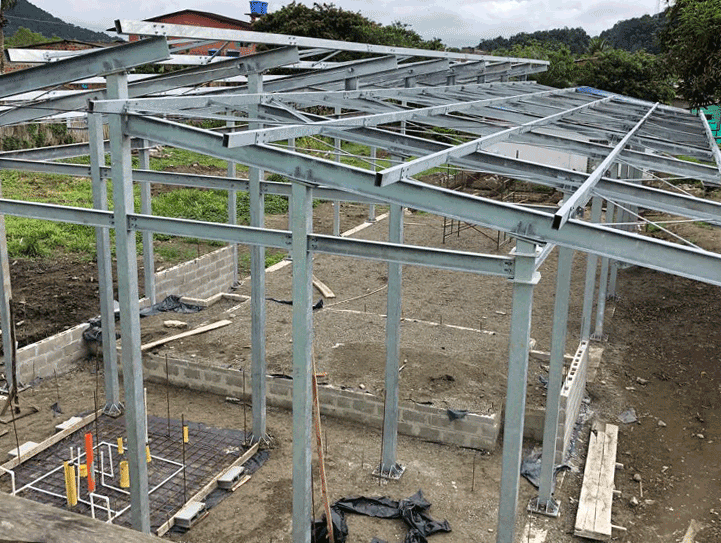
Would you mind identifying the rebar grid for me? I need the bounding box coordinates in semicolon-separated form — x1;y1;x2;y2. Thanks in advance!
3;414;252;531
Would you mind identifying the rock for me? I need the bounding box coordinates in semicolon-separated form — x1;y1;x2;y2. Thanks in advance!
657;419;667;427
633;473;642;482
359;384;365;390
164;320;188;329
697;433;705;439
630;496;639;506
636;377;649;385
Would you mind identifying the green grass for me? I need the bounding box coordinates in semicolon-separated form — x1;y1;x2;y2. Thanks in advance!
2;147;287;261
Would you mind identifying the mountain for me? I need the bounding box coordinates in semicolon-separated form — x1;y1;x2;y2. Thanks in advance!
599;12;665;54
4;0;112;43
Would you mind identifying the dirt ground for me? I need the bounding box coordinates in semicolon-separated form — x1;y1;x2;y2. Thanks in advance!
2;193;721;542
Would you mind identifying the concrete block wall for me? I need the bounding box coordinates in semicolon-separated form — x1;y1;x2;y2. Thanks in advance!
558;340;589;461
154;246;235;301
144;354;500;451
15;323;90;383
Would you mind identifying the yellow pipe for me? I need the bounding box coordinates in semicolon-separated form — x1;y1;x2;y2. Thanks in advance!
117;437;124;455
79;463;87;478
183;425;189;443
120;460;130;488
64;462;77;507
145;445;152;463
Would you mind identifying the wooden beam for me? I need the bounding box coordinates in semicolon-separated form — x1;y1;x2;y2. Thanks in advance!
1;410;101;471
312;275;336;299
156;441;259;536
141;319;232;352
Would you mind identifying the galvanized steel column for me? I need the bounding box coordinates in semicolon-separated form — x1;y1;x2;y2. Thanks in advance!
580;197;602;341
593;199;615;339
248;72;267;440
497;239;539;543
88;113;121;415
368;146;377;222
138;139;155;304
227;112;239;285
107;72;150;533
534;246;574;514
380;203;403;476
291;182;314;543
0;174;13;390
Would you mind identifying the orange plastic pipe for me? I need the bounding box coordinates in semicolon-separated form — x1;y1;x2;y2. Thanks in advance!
85;432;95;492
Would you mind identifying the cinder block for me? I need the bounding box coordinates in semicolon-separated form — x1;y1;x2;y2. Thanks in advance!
400;408;427;425
184;368;200;380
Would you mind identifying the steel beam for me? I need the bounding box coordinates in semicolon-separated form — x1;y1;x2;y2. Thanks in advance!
88;113;121;416
248;72;268;441
137;140;156;304
380;204;404;476
581;198;603;340
554;103;659;229
533;246;573;515
107;72;150;533
376;92;608;186
0;200;112;226
115;20;549;66
497;239;539;543
291;182;314;543
122;115;721;286
0;37;169;100
0;167;13;391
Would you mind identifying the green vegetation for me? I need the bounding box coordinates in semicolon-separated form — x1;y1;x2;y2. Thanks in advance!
1;147;289;261
252;2;443;59
660;0;721;107
478;27;591;55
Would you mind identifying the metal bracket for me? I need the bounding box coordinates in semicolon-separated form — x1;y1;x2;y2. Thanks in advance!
372;462;405;480
103;402;124;418
527;496;560;518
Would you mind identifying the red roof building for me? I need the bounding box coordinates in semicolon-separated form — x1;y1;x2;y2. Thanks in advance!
128;10;256;57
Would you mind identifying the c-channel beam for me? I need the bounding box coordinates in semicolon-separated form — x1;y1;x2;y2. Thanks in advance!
535;246;574;514
497;239;539;543
88;112;121;416
0;200;112;226
381;204;403;476
699;110;721;176
122;115;721;286
581;198;603;341
376;92;610;186
0;171;13;391
107;72;150;534
553;102;659;229
137;140;156;305
116;19;549;65
248;72;268;442
290;182;314;543
0;47;299;127
0;37;169;100
223;86;569;148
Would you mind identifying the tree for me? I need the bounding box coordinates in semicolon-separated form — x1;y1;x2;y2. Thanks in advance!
252;2;443;57
0;0;17;73
586;38;609;55
6;26;54;47
577;48;676;103
660;0;721;107
494;42;579;88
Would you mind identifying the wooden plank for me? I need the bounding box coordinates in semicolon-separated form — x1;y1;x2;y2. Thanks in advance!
156;441;259;536
141;319;232;352
312;275;336;299
1;410;101;471
594;423;619;537
574;421;619;540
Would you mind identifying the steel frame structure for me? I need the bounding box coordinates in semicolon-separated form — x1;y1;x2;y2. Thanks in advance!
0;27;719;543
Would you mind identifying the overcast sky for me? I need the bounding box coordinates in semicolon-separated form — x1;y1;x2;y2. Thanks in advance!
30;0;663;48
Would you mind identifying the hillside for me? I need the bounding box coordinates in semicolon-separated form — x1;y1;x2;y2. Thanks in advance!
4;0;111;44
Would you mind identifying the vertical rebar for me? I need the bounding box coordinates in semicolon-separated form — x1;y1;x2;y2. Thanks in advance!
165;355;170;437
243;369;247;445
93;390;100;448
181;414;187;504
472;452;476;492
10;394;20;461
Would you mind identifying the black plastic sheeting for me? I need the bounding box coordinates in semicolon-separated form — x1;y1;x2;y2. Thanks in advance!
520;449;570;490
140;294;203;317
83;295;204;344
446;409;468;421
312;490;451;543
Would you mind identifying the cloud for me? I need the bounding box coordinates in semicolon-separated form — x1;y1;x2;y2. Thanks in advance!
30;0;660;48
